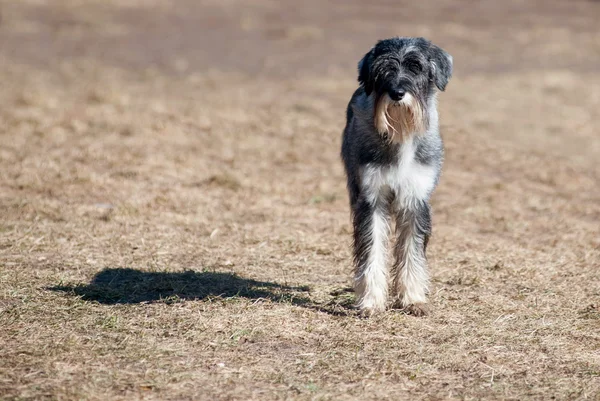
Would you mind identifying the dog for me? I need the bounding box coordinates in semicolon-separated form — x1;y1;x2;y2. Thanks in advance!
341;37;452;316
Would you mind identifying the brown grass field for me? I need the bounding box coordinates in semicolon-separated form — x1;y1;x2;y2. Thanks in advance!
1;0;600;399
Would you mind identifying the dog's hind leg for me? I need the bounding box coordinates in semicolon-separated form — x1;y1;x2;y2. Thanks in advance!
391;201;431;316
352;193;391;316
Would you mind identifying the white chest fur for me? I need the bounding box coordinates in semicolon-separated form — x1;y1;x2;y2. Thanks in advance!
360;138;437;210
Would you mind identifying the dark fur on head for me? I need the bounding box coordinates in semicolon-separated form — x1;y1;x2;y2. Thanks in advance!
358;37;453;95
357;37;453;141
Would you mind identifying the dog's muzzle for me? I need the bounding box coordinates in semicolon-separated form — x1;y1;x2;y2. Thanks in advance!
374;91;427;141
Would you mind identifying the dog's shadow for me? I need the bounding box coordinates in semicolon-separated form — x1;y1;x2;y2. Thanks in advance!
49;268;355;315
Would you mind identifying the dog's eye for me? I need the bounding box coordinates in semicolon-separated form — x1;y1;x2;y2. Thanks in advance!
405;61;422;74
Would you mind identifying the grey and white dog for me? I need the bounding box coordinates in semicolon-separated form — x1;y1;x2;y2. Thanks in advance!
341;37;452;316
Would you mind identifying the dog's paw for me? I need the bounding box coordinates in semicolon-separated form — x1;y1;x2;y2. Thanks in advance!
403;302;430;317
358;305;385;318
357;298;386;317
355;289;387;318
391;298;430;316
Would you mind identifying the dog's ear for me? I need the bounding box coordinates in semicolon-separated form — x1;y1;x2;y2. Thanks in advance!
358;48;374;95
429;44;453;91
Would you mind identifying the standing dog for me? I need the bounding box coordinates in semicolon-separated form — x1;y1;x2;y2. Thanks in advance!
341;37;452;316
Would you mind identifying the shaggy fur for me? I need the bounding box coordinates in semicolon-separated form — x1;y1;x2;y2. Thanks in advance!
341;37;453;316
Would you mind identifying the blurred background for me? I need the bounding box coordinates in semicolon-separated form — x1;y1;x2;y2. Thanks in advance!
3;0;600;75
2;0;600;157
1;1;599;400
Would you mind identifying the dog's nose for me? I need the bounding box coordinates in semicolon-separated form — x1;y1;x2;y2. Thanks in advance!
389;89;405;101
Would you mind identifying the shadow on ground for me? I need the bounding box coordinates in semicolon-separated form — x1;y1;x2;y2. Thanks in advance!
50;268;316;306
50;268;358;315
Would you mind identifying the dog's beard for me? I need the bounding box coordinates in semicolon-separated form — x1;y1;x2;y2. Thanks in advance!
374;93;427;143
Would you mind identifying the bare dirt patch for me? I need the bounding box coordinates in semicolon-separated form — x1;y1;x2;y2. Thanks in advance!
1;0;599;400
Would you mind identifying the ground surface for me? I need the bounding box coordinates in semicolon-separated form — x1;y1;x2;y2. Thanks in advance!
1;0;600;400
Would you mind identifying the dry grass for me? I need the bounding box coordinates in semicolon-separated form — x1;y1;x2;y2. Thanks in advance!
1;0;600;400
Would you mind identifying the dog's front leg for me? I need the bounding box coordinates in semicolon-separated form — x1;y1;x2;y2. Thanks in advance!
391;201;431;316
352;194;390;316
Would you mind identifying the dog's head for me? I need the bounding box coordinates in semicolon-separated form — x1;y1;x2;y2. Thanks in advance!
358;37;453;141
